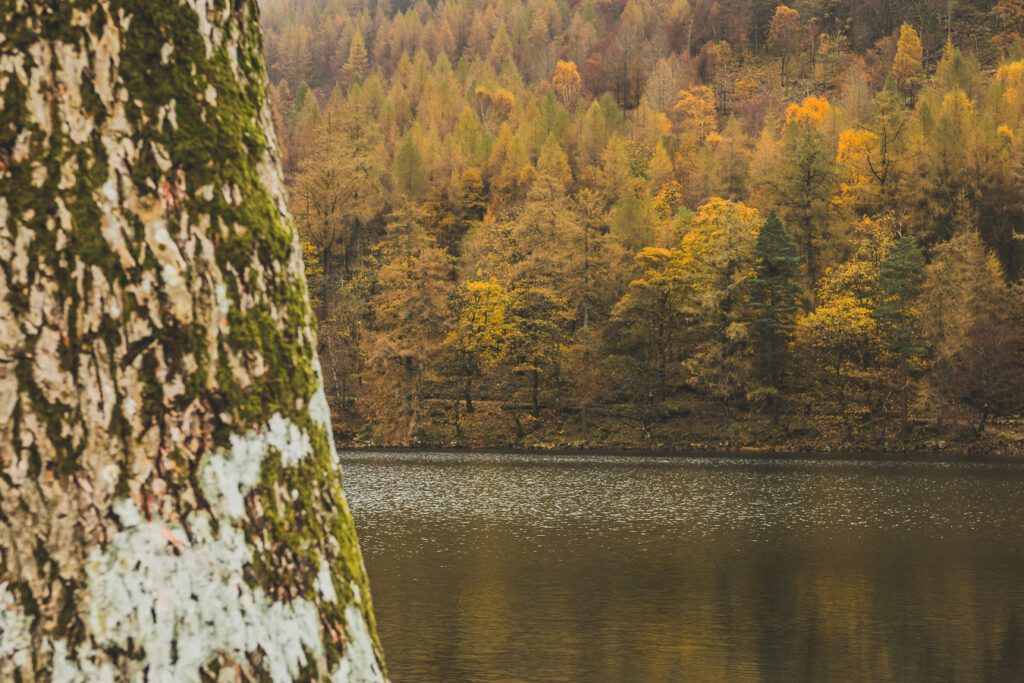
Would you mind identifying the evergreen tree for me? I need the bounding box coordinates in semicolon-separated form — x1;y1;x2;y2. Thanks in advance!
748;212;803;421
873;235;927;427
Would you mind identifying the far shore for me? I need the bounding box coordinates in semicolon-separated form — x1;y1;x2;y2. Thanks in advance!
336;441;1024;465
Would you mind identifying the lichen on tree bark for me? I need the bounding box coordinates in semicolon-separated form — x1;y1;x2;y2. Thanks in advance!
0;1;385;680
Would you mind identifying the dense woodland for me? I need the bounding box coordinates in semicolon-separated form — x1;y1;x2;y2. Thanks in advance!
261;0;1024;449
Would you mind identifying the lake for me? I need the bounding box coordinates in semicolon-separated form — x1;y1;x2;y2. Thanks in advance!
340;451;1024;682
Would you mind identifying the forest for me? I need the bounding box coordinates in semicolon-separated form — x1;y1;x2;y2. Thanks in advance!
261;0;1024;452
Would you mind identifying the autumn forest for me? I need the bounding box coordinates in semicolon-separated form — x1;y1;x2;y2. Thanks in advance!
261;0;1024;452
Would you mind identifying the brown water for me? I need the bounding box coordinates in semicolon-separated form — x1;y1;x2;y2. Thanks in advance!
341;451;1024;682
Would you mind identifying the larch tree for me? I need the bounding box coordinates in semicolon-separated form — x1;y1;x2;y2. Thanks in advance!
343;33;370;89
0;2;385;681
768;5;801;85
769;100;838;303
892;24;923;97
681;198;764;411
919;231;1024;431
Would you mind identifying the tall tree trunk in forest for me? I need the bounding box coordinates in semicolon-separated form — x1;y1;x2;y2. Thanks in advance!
0;3;385;681
463;375;474;414
531;369;540;417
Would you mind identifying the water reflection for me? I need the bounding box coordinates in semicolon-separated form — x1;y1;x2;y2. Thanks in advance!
341;452;1024;682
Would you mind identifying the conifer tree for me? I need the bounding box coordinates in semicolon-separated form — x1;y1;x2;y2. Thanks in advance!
344;33;370;88
770;113;837;303
391;132;429;199
892;24;924;97
748;212;803;421
874;235;927;427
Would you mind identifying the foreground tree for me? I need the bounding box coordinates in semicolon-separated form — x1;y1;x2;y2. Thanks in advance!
0;3;385;680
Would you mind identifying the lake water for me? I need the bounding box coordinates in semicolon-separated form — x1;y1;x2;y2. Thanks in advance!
340;451;1024;682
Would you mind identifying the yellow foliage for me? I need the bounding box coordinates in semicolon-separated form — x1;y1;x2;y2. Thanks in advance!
681;197;762;287
477;87;516;121
794;295;878;354
940;89;974;119
654;112;673;137
835;127;880;205
996;59;1024;85
672;86;717;138
816;215;895;305
996;60;1024;115
552;60;582;106
735;78;760;97
446;279;512;368
785;96;832;126
892;24;923;93
301;240;324;279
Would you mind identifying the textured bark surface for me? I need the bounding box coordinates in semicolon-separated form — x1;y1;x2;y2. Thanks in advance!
0;1;385;679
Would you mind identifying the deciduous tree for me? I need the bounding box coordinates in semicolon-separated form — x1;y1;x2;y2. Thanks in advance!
768;5;802;84
0;3;385;679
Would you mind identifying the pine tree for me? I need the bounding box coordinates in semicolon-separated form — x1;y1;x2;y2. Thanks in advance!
873;235;926;427
748;212;804;421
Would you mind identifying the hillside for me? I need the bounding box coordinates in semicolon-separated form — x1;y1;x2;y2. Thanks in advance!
260;0;1024;454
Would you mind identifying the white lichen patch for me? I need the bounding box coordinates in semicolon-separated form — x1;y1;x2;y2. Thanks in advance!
332;601;384;683
200;412;311;518
49;414;339;682
73;502;323;683
310;359;339;467
316;557;337;604
51;640;117;683
0;583;31;670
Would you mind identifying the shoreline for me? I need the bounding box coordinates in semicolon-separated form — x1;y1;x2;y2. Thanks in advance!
335;440;1024;465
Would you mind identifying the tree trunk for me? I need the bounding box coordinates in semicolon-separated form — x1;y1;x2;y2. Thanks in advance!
531;369;540;416
464;375;474;414
0;3;385;680
977;405;990;434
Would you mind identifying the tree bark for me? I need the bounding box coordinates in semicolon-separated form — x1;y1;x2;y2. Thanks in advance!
0;2;385;680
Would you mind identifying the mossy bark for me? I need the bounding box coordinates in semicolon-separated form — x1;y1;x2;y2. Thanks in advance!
0;1;384;679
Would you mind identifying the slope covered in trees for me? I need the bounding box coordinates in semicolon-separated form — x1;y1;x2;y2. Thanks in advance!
263;0;1024;452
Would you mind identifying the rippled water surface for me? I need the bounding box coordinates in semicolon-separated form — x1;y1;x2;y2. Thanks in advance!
340;451;1024;682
